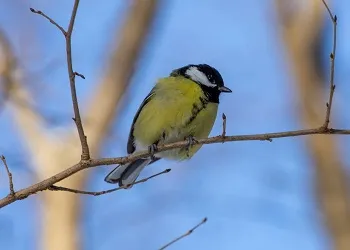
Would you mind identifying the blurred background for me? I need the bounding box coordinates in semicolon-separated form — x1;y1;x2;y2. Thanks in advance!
0;0;349;250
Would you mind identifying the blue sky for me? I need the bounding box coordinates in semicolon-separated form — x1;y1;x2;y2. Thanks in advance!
0;1;349;250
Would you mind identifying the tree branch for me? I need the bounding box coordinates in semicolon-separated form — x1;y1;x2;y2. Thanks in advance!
29;8;66;35
0;126;349;208
221;113;227;138
65;0;90;160
1;155;15;196
31;0;90;160
48;168;171;196
321;0;337;129
158;217;207;250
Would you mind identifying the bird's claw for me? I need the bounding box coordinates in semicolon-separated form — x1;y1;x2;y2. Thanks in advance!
148;144;158;160
185;135;198;157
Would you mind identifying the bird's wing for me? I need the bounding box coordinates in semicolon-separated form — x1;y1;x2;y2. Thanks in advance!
127;88;155;154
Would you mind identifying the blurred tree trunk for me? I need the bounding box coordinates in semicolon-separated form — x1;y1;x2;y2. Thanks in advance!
275;1;350;249
0;1;159;250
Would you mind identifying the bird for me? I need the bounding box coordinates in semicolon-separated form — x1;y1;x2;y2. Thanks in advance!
104;64;232;188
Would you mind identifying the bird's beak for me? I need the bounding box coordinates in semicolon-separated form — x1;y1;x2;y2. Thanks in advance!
218;86;232;93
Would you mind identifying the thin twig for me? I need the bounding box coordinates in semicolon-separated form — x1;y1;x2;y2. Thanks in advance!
0;126;350;208
29;8;66;35
1;155;15;196
221;113;227;138
49;169;171;196
74;72;85;79
321;0;337;129
65;0;90;160
322;0;336;21
30;0;90;160
159;217;207;250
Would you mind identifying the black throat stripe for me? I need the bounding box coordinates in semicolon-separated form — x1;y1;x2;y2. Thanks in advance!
185;97;208;126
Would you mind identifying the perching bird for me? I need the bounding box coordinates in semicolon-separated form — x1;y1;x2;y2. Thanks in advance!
104;64;232;187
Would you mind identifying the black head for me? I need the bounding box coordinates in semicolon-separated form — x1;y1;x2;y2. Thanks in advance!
170;64;232;103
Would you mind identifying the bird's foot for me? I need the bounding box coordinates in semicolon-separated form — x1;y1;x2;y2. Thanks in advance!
148;143;158;160
184;135;198;157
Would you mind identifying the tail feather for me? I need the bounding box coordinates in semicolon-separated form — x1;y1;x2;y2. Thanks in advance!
104;164;129;184
104;158;152;187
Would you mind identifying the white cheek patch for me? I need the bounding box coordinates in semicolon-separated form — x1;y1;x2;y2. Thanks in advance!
185;67;216;88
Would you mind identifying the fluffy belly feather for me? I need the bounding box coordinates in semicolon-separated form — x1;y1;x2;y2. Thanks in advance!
134;106;216;160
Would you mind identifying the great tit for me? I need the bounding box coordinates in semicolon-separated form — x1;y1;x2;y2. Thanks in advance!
104;64;232;187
